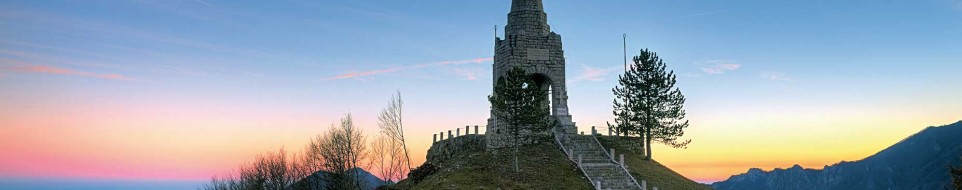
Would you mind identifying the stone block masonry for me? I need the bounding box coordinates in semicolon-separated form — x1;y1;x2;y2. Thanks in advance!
487;0;577;149
426;135;485;165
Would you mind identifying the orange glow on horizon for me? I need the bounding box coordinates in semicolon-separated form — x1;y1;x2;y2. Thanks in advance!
1;95;958;183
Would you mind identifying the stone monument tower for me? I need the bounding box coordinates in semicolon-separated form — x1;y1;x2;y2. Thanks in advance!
487;0;577;148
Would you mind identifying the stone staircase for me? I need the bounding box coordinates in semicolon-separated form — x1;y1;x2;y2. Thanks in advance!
555;132;642;190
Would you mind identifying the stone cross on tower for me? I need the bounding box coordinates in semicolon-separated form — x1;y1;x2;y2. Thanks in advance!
487;0;577;148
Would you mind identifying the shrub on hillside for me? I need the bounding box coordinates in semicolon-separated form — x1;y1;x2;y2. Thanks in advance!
406;163;438;183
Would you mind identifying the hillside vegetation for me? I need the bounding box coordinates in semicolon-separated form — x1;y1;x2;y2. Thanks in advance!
394;136;710;190
394;142;592;189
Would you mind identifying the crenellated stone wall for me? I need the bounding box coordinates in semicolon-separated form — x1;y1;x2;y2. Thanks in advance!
425;135;485;165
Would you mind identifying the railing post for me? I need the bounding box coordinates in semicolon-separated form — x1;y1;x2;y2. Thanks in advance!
457;128;460;136
433;134;437;143
596;178;602;190
474;125;479;135
591;126;596;135
465;125;470;135
620;154;625;168
448;130;452;139
608;127;612;136
610;149;616;162
641;180;646;190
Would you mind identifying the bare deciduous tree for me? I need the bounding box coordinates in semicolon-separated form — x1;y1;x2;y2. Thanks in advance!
203;114;371;190
307;113;368;190
378;90;411;177
370;133;405;184
202;148;302;190
370;135;388;185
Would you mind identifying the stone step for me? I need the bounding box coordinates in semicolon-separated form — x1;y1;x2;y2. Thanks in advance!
573;153;608;158
575;153;607;157
556;133;640;190
586;172;629;178
570;149;605;154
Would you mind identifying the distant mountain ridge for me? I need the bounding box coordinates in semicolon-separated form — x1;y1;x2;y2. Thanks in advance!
712;120;962;190
294;168;386;190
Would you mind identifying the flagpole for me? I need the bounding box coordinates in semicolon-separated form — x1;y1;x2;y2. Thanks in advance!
621;33;627;136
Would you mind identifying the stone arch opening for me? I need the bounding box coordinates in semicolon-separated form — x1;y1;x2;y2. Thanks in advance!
529;73;553;114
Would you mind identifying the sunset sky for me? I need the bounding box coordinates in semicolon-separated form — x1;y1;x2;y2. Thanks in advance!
2;0;961;189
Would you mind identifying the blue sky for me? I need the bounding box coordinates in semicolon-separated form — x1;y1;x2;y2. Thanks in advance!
2;0;962;188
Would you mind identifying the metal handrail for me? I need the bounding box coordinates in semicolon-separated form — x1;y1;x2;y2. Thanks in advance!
553;132;599;189
590;135;643;190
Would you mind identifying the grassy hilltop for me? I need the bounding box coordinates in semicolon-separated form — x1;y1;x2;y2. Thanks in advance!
394;136;711;190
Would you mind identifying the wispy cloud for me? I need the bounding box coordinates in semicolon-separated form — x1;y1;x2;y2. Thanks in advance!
325;67;404;81
193;0;215;8
574;66;615;82
698;60;742;74
229;69;265;78
451;67;482;81
0;48;134;81
683;11;726;18
0;9;271;58
2;63;133;81
760;71;793;82
433;58;493;66
324;57;492;81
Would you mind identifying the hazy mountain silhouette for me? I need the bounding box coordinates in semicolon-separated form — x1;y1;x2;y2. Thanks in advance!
293;168;386;190
712;120;962;190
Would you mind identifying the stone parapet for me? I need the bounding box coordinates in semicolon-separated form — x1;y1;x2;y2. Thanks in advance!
426;135;485;165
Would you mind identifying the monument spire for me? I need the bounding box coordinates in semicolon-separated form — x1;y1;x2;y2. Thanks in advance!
505;0;549;36
510;0;543;12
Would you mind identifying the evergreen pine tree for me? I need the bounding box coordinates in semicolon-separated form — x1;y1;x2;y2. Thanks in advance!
949;154;962;190
612;49;691;160
489;67;553;171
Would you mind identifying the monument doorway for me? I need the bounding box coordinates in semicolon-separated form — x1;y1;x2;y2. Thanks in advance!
530;73;553;114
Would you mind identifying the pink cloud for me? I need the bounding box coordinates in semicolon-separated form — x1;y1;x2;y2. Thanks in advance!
323;67;404;81
324;57;492;81
437;57;493;66
4;64;133;81
451;67;482;80
0;48;133;81
574;66;613;82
